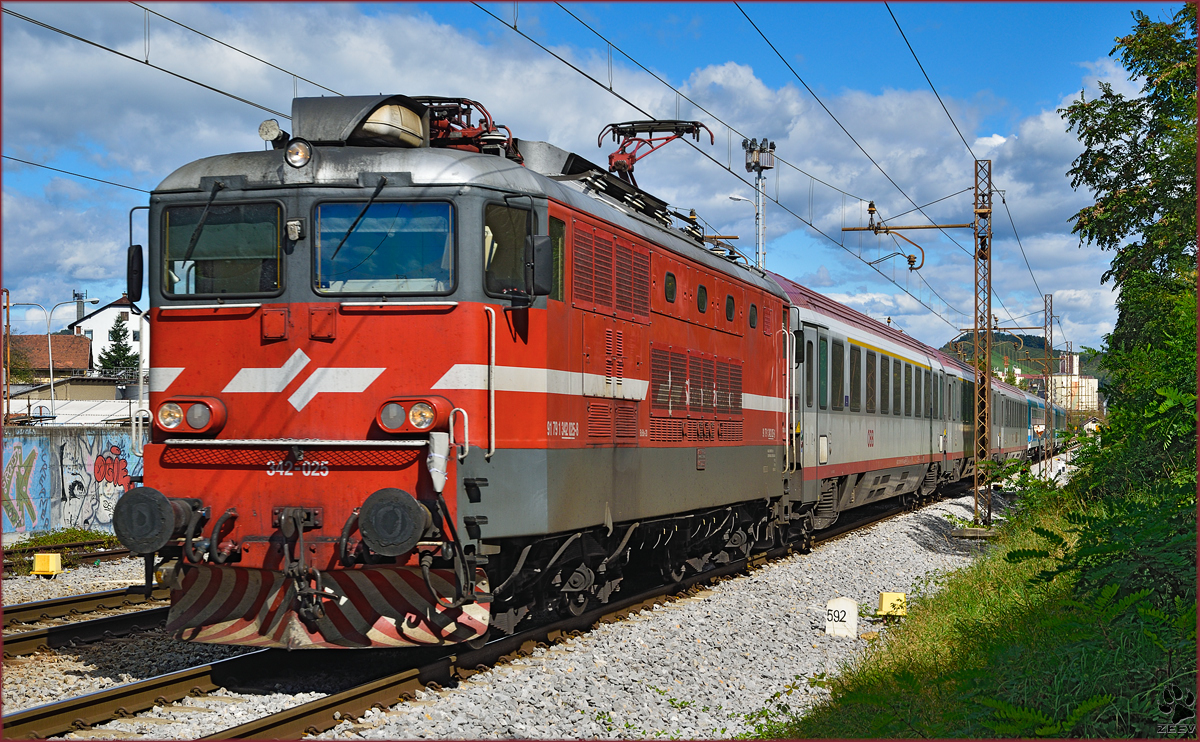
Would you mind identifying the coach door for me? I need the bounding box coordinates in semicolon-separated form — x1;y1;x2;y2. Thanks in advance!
798;323;825;504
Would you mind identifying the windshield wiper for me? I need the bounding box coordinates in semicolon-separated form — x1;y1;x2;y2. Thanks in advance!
182;181;225;263
329;177;388;262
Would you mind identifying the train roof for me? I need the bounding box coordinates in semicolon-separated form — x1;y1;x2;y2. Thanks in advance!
154;117;786;302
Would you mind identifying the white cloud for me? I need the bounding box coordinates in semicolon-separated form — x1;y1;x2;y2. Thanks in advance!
0;3;1123;348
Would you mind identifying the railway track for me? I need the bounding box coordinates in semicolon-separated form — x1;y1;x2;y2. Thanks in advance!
3;540;133;574
3;587;169;629
2;498;911;740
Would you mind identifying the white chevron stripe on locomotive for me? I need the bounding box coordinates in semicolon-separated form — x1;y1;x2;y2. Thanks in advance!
217;349;385;411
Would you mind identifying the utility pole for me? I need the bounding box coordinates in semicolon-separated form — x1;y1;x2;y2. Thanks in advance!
742;138;775;269
1044;293;1053;459
845;160;998;524
971;160;994;525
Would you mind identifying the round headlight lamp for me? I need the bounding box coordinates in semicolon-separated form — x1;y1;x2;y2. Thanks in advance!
186;403;211;429
284;138;312;168
408;402;435;429
380;402;406;431
157;402;184;429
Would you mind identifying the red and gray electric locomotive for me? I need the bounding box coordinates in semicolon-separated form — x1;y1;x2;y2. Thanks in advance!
114;94;1061;650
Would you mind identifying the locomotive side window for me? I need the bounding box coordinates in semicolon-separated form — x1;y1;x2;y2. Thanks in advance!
665;272;677;303
749;303;758;328
818;338;828;409
831;341;844;411
697;284;708;313
725;294;735;322
806;340;814;408
483;203;532;296
163;203;281;296
550;217;566;302
879;356;890;415
849;345;861;412
314;201;454;294
904;363;912;417
865;351;876;413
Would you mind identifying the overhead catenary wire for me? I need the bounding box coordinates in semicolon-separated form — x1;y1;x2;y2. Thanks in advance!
884;3;1058;342
551;2;867;204
129;2;342;97
2;155;150;193
2;7;290;119
473;2;960;329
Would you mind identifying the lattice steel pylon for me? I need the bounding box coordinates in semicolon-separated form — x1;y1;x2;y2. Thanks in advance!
1044;292;1053;467
972;160;993;525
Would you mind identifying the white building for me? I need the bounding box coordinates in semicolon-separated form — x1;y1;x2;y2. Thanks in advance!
66;293;149;372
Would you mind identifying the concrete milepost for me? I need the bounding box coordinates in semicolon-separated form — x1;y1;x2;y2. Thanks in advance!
825;596;858;638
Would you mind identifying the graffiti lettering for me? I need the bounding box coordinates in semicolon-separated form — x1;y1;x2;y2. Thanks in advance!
2;442;41;532
94;445;133;492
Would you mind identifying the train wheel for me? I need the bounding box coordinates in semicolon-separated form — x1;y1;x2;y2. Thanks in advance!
565;592;591;616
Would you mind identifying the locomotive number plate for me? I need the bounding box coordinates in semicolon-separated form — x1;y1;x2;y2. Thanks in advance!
547;421;579;439
266;460;330;477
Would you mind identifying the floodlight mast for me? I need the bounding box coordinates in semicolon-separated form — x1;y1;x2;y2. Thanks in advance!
742;138;775;269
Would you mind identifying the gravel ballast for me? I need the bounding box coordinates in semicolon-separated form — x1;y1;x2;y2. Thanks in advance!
2;557;148;605
310;491;1003;740
6;492;1005;739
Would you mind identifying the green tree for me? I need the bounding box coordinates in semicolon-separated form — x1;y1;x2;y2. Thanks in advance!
98;314;139;371
7;341;35;383
1060;5;1197;288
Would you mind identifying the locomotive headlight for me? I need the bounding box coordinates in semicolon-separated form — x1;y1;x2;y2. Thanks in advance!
284;138;312;168
380;402;406;431
186;403;211;429
157;402;184;429
408;402;435;429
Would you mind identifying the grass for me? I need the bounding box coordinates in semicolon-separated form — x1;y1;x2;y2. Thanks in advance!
745;476;1196;738
4;527;124;575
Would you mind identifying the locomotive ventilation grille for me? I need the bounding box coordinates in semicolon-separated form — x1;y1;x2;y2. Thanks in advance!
160;447;424;468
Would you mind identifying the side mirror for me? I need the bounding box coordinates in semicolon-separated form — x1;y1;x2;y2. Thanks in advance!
525;235;553;297
127;245;144;303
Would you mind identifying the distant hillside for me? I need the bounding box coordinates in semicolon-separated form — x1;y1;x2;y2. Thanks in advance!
939;332;1107;382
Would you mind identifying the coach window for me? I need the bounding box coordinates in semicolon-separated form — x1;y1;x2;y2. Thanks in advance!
865;351;877;413
914;368;923;418
806;340;814;407
165;202;283;297
818;338;828;409
893;359;902;416
483;203;532;296
314;201;454;295
697;284;708;313
849;345;862;412
665;272;677;303
879;356;889;414
831;341;844;410
749;303;758;328
904;363;913;417
924;370;933;418
725;295;735;322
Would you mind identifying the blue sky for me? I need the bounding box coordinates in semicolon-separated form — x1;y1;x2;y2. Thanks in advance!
2;2;1175;355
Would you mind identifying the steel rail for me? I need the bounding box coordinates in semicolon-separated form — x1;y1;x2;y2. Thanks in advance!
3;587;170;628
0;494;943;740
4;548;133;573
3;606;169;658
202;502;916;740
1;649;271;740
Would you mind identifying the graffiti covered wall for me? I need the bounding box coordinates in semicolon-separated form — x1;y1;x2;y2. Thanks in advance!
2;427;143;535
